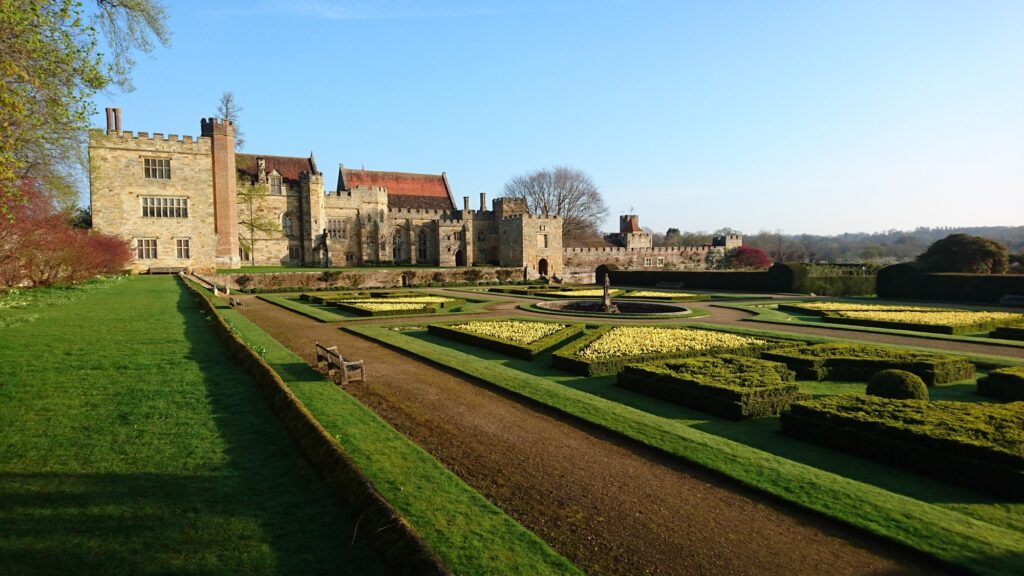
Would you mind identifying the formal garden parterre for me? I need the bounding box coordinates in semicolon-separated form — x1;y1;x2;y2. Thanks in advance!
777;301;1024;335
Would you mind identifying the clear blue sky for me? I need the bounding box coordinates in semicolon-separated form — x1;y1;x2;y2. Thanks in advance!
89;0;1024;235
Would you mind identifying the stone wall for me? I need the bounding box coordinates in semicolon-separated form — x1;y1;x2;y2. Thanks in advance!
204;266;525;291
89;128;218;273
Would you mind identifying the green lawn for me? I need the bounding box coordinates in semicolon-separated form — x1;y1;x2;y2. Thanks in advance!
348;321;1024;576
198;288;579;575
220;265;507;274
0;276;385;575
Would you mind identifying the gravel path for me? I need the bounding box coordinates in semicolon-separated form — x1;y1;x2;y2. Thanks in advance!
238;294;953;576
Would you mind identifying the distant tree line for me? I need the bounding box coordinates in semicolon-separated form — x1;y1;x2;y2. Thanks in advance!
650;226;1024;267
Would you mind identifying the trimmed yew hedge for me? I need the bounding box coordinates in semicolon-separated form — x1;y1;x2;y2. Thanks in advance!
761;343;974;385
977;366;1024;401
551;326;779;376
781;395;1024;499
991;326;1024;341
820;314;1024;336
618;355;803;420
427;322;585;359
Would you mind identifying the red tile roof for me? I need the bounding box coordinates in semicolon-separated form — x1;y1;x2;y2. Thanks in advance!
622;217;642;233
340;166;454;211
236;153;314;185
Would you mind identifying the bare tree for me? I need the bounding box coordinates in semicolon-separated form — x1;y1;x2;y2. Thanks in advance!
217;91;245;150
502;166;608;241
237;179;280;266
95;0;171;91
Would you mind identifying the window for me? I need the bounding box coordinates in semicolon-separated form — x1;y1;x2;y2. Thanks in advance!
537;234;548;248
327;218;347;240
144;158;171;179
644;257;653;266
142;196;188;218
345;252;354;262
417;229;428;260
288;246;301;260
175;239;190;259
136;239;157;259
657;257;665;267
540;224;547;231
239;246;250;262
281;213;293;237
270;175;282;195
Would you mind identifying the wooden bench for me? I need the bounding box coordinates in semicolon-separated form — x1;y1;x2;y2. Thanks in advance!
315;341;365;385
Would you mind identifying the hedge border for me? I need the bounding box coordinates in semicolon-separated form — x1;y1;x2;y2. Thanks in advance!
427;322;585;360
617;358;803;420
977;367;1024;401
762;344;975;385
181;277;449;576
781;396;1024;499
990;326;1024;341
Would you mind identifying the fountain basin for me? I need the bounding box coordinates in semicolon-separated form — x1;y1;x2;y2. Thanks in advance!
535;299;691;317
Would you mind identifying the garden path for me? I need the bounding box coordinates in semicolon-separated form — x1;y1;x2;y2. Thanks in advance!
238;294;949;576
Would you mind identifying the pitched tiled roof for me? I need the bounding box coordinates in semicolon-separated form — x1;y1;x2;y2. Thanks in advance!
339;166;454;211
236;153;314;185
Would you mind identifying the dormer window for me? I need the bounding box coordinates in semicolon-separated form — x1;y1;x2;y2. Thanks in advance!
270;175;282;195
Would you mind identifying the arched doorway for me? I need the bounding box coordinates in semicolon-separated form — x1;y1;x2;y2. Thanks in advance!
455;249;466;266
596;264;617;285
538;258;549;276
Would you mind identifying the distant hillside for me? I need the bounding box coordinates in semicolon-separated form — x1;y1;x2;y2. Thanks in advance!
654;226;1024;265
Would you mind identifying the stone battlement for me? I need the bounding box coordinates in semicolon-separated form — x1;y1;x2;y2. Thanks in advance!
501;214;562;221
89;128;208;149
563;245;715;255
389;207;450;217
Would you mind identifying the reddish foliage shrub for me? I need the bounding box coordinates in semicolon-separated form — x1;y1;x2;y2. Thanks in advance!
0;181;130;287
726;246;773;269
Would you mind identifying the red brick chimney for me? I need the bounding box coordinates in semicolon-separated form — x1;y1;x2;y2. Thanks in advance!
201;117;240;268
105;108;114;134
113;108;121;134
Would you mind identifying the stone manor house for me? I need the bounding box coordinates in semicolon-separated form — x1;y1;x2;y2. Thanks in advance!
89;109;740;279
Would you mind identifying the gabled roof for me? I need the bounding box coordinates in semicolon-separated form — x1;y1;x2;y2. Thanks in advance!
337;165;455;211
237;153;315;185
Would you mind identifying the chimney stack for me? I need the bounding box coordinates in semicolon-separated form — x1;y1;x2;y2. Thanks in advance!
113;108;122;134
105;108;114;134
480;192;487;212
463;196;470;212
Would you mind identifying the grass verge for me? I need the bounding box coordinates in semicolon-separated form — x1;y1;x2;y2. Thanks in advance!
204;291;580;575
347;322;1024;576
0;276;385;575
259;293;491;322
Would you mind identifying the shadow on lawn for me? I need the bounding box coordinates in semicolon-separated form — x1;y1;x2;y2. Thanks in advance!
175;286;385;575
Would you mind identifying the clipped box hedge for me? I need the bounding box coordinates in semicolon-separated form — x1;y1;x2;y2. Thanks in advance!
552;326;779;376
977;366;1024;401
820;314;1024;336
618;355;803;420
761;343;974;385
427;321;585;360
990;326;1024;341
332;302;439;317
780;395;1024;498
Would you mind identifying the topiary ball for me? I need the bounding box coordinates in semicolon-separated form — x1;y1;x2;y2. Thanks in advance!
866;369;929;400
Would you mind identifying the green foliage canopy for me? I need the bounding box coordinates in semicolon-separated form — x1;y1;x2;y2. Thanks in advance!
0;0;168;216
917;233;1009;274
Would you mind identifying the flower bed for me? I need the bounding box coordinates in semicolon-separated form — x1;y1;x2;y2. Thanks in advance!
977;366;1024;401
552;326;774;376
427;320;585;359
780;395;1024;498
777;302;1024;335
618;355;803;420
621;290;701;300
333;301;439;317
762;343;974;385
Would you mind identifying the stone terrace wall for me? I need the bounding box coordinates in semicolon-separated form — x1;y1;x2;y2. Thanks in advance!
204;266;525;291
